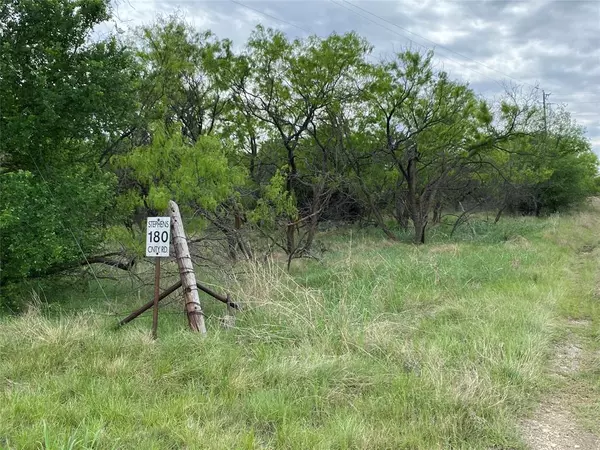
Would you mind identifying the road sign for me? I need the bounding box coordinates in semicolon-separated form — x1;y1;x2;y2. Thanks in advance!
146;217;171;257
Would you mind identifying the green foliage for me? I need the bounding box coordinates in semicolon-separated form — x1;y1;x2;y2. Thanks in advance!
0;0;139;170
1;5;596;303
0;0;139;306
540;148;599;211
538;109;599;211
490;107;598;214
114;121;247;215
0;167;116;309
132;16;235;139
248;169;298;227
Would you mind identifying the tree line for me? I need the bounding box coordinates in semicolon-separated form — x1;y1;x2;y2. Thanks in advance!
1;0;598;307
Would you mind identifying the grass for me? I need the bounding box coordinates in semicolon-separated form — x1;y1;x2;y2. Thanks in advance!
1;205;599;449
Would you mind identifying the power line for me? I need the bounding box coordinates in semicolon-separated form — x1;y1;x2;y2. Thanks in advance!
329;0;508;89
229;0;313;35
329;0;600;117
118;0;595;112
553;101;600;104
334;0;540;90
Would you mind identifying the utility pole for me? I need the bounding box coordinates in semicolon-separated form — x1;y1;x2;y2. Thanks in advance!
542;90;551;134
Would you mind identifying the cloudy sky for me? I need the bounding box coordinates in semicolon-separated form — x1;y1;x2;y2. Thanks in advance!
106;0;599;153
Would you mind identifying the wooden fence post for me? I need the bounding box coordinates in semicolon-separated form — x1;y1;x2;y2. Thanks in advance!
169;200;207;334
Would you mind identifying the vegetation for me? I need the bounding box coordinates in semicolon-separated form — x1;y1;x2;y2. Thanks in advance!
0;0;139;305
1;2;599;446
1;205;600;448
2;0;598;306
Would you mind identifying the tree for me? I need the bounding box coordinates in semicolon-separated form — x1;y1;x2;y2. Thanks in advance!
0;0;139;306
113;121;247;233
109;17;255;263
495;105;599;215
231;26;371;258
341;52;537;243
134;16;235;141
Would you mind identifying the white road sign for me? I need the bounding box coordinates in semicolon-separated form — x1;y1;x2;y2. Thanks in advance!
146;217;171;257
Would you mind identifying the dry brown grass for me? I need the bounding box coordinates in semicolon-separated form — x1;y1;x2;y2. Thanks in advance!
428;243;460;255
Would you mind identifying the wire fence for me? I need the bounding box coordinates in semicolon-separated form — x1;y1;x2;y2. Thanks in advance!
24;250;242;321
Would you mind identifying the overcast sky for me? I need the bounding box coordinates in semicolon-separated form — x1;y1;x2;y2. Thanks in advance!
106;0;599;154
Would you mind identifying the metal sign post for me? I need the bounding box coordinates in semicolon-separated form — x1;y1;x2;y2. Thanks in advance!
119;202;241;334
146;217;171;339
152;258;161;339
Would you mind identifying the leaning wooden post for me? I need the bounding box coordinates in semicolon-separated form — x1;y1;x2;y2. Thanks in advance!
168;200;207;334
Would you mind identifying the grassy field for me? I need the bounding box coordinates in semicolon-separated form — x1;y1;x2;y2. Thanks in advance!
1;205;599;449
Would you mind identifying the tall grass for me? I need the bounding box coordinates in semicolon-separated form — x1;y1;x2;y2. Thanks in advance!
1;210;598;449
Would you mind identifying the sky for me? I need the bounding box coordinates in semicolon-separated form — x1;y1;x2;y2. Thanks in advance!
105;0;599;154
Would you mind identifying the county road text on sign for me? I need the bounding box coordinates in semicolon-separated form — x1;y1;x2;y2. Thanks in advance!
146;217;171;257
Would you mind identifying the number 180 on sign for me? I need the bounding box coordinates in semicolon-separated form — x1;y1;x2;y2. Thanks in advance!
146;217;171;257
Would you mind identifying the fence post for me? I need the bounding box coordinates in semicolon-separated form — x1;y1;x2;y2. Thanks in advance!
168;200;207;334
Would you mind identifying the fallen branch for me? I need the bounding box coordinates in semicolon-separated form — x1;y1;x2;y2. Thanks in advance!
85;254;135;271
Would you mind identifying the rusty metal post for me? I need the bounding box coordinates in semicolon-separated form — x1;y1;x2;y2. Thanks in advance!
118;280;182;327
152;258;161;339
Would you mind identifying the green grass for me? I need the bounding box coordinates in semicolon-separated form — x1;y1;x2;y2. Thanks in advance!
542;207;600;436
1;207;599;449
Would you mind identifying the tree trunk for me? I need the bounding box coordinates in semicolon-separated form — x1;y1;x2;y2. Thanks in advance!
406;155;425;244
226;233;238;261
303;212;319;255
494;205;506;224
303;181;330;254
212;212;253;262
212;220;239;262
169;200;207;334
285;160;298;256
235;230;254;260
534;199;542;217
369;198;398;241
413;215;428;244
286;222;296;256
249;135;257;181
432;201;442;224
395;195;409;231
360;179;398;240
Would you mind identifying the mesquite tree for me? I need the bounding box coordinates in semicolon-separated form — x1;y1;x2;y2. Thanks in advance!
231;26;371;257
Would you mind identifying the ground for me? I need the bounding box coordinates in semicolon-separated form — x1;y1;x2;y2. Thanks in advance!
521;319;600;449
1;205;599;449
521;206;600;450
